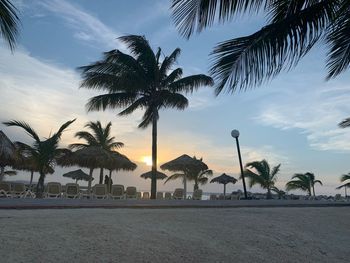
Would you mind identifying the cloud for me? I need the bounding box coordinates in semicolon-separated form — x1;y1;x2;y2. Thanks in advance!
255;83;350;152
39;0;123;50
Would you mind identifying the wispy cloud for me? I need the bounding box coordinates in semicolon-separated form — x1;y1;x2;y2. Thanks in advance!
39;0;123;50
255;82;350;152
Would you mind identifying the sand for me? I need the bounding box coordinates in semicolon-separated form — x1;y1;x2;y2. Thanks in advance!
0;207;349;262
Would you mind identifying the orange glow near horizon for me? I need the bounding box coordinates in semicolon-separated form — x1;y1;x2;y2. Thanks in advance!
142;156;152;166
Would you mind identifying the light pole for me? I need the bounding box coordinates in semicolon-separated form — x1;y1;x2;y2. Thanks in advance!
231;129;248;199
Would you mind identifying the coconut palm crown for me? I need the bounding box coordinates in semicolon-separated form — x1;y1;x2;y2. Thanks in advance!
286;172;322;196
79;35;213;199
69;121;124;184
3;119;75;197
171;0;348;93
244;159;281;199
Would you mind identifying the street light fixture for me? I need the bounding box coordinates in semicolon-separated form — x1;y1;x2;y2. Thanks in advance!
231;129;248;199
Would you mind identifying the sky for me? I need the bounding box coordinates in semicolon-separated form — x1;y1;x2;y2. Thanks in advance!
1;0;350;195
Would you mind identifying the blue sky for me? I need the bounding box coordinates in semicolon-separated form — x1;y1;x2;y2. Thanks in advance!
1;0;350;195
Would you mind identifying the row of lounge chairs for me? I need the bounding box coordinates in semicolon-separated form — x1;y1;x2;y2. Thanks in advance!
0;182;203;200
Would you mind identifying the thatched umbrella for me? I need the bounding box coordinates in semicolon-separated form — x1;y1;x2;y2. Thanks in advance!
63;169;92;183
140;170;167;180
210;173;238;197
103;151;137;192
161;154;207;199
336;182;350;197
57;146;136;195
0;130;17;180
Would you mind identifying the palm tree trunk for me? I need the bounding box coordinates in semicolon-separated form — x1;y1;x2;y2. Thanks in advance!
99;167;104;184
0;166;4;181
193;179;198;191
183;175;187;199
75;179;78;184
88;168;93;198
36;172;45;198
224;184;226;197
312;184;316;197
151;111;158;199
29;171;34;190
266;188;272;199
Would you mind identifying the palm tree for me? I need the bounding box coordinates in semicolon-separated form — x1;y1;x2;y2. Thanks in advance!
0;0;20;51
69;121;124;184
164;157;213;192
244;160;281;199
286;172;322;196
79;35;213;199
171;0;348;93
3;119;75;197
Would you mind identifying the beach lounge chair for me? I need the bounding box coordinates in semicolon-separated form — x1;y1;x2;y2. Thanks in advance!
0;182;11;197
164;192;171;200
110;185;125;199
92;184;108;199
209;194;217;200
136;191;142;200
142;192;150;199
126;186;137;199
11;183;26;198
156;192;163;200
46;182;62;198
173;188;184;200
64;183;80;199
192;189;202;200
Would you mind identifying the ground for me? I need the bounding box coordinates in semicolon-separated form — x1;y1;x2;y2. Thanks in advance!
0;207;349;262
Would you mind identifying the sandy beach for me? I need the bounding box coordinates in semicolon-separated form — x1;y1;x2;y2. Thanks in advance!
0;207;349;263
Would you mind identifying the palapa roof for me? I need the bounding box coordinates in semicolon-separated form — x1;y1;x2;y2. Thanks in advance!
210;173;238;185
140;170;167;180
0;130;18;167
57;146;137;171
160;154;208;172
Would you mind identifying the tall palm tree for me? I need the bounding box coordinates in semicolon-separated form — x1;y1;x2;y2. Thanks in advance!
286;172;322;196
0;0;20;51
244;159;281;199
69;121;124;184
79;35;213;199
337;173;350;197
171;0;348;93
3;119;75;197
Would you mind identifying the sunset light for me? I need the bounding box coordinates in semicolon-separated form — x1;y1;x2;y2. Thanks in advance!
142;156;152;166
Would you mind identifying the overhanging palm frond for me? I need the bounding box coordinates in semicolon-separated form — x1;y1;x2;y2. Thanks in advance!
211;0;334;93
171;0;266;38
326;1;350;79
0;0;20;51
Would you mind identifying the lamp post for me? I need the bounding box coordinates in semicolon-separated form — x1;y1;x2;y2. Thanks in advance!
231;129;248;199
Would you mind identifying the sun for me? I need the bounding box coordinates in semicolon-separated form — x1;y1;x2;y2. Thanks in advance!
142;156;152;166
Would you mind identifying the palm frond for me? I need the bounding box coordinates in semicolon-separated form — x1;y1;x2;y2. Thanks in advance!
3;120;40;142
159;91;188;110
162;68;183;86
118;97;150;116
164;173;185;184
326;1;350;79
169;74;214;93
210;0;335;93
159;48;181;78
171;0;266;38
340;174;350;182
0;0;20;51
338;117;350;128
86;92;138;112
